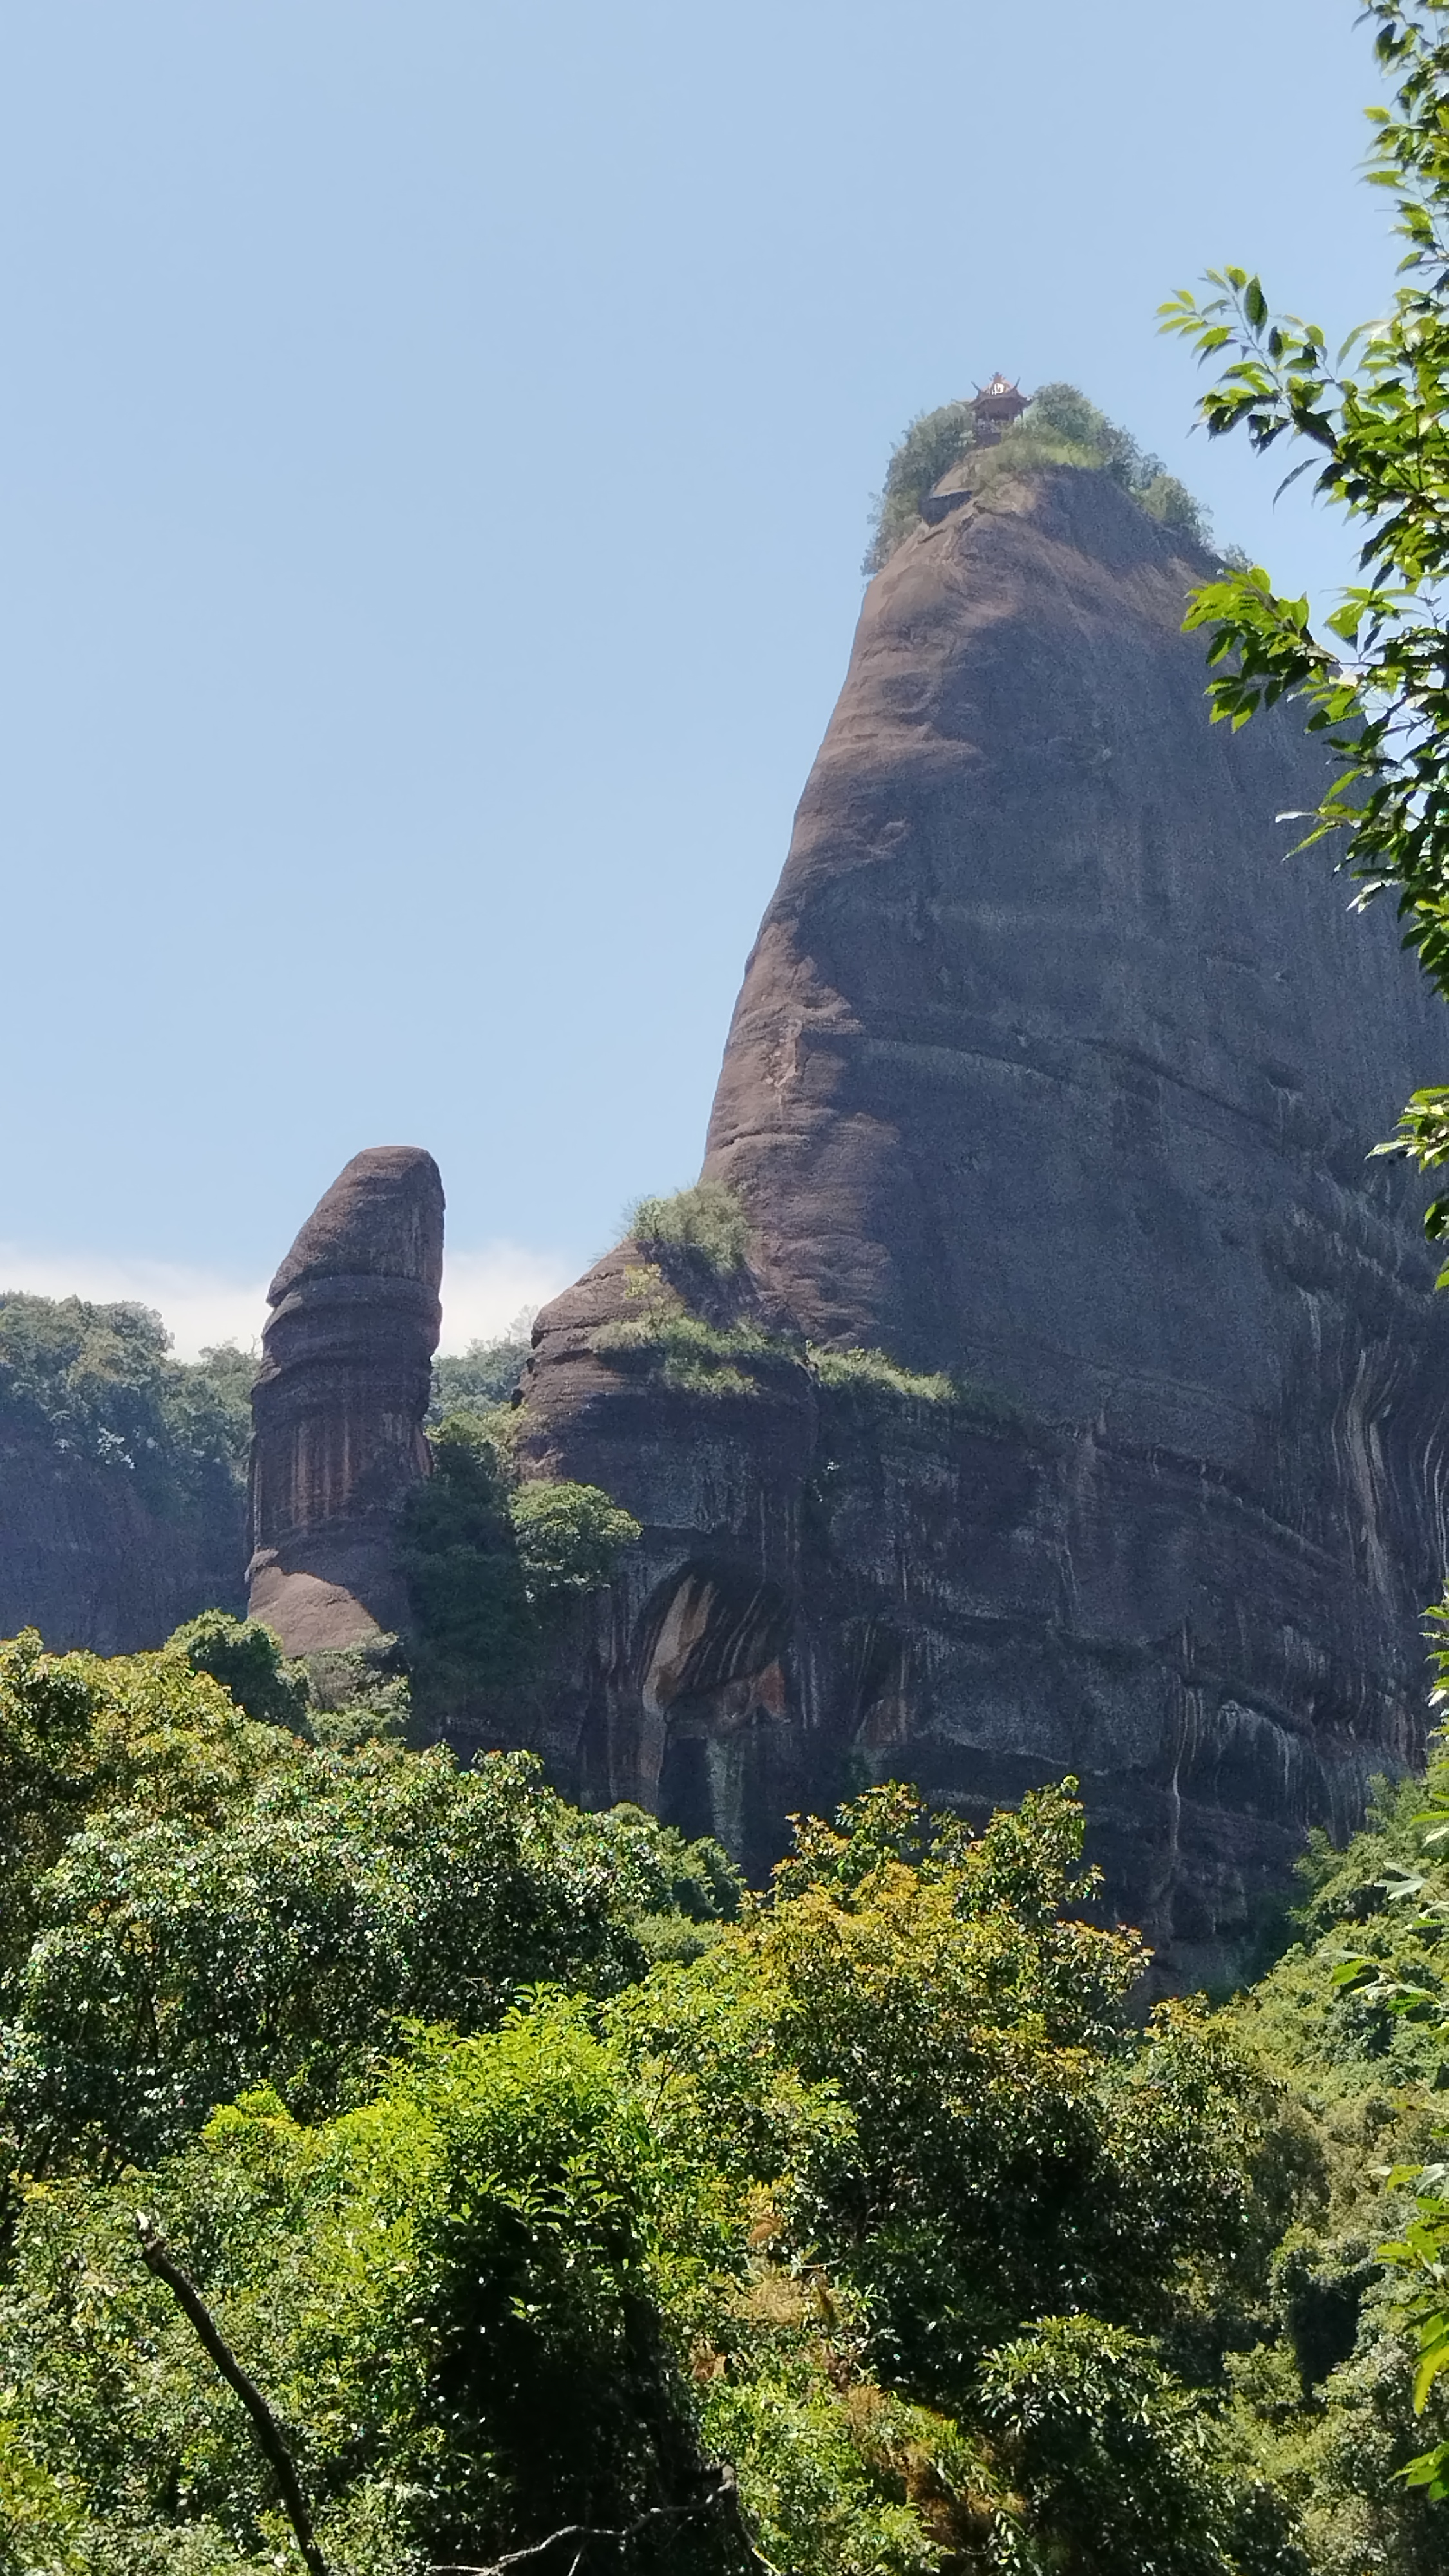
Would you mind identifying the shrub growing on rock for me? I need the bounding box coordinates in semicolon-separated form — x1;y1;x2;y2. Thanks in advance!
401;1413;641;1695
863;380;1212;571
629;1180;752;1274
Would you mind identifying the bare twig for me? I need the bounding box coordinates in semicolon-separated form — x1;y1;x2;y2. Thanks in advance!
134;2211;330;2576
430;2461;776;2573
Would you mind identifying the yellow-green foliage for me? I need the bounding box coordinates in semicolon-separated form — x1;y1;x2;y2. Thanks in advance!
808;1341;1024;1426
0;1762;1300;2576
864;378;1211;571
1209;1757;1449;2566
592;1269;1021;1416
628;1179;752;1273
8;1620;1449;2572
0;1625;294;1971
594;1264;786;1397
807;1344;958;1404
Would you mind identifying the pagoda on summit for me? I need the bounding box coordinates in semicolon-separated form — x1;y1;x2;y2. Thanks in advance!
969;372;1028;445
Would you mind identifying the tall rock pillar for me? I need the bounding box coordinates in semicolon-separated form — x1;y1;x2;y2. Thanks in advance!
246;1146;444;1654
511;462;1449;1978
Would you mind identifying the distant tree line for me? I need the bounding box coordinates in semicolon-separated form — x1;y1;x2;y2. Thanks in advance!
0;1292;253;1517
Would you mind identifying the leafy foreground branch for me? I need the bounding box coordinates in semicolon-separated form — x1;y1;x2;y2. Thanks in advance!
1160;1;1449;1240
1159;5;1449;2508
1327;1739;1449;2505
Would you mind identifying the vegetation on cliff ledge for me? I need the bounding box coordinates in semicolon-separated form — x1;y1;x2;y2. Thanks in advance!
629;1179;753;1274
594;1264;788;1398
400;1410;641;1701
864;379;1213;573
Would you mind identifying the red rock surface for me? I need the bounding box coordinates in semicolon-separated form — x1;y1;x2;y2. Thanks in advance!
509;466;1449;1982
247;1146;443;1653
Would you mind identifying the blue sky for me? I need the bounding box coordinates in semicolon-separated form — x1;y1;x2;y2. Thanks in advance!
0;0;1402;1350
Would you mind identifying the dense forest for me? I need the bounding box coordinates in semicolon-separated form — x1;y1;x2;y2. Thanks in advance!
0;1296;253;1522
0;1600;1445;2573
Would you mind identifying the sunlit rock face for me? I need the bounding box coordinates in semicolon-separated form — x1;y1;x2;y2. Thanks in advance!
247;1146;443;1654
511;466;1449;1982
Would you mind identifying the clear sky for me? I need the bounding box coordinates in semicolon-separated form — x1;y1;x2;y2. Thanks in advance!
0;0;1403;1352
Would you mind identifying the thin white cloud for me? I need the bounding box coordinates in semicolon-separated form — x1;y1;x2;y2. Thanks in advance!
436;1244;573;1352
0;1245;269;1362
0;1240;574;1363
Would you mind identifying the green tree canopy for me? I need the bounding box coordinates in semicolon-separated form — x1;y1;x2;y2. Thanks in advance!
0;1777;1301;2576
0;1294;252;1514
400;1413;641;1701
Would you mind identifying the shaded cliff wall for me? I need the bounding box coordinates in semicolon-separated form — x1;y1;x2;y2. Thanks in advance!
0;1432;245;1651
506;465;1449;1984
247;1146;444;1653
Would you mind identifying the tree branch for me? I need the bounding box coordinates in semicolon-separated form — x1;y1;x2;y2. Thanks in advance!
430;2462;777;2573
134;2211;330;2576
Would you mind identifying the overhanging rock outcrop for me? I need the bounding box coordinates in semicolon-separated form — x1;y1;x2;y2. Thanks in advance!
247;1146;443;1654
507;464;1449;1982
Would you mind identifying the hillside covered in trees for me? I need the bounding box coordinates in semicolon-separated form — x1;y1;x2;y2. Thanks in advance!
0;1615;1447;2572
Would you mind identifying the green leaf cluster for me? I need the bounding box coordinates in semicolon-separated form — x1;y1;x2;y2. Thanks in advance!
0;1762;1302;2575
12;1625;1449;2570
428;1331;531;1424
166;1611;312;1734
592;1264;790;1399
399;1413;641;1700
628;1182;753;1276
0;1633;736;2189
806;1342;1027;1426
1160;2;1449;1244
1215;1745;1449;2560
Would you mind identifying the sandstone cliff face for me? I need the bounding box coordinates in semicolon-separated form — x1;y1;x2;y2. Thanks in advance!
510;466;1449;1982
0;1432;244;1651
247;1147;444;1653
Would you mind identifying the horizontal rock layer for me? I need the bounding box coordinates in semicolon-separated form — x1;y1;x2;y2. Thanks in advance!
247;1146;444;1653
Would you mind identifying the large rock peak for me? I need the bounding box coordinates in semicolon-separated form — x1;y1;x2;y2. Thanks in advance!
247;1146;444;1654
509;464;1449;1980
703;466;1437;1443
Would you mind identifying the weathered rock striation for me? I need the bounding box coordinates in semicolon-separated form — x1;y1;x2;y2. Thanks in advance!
507;464;1449;1982
247;1146;444;1654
